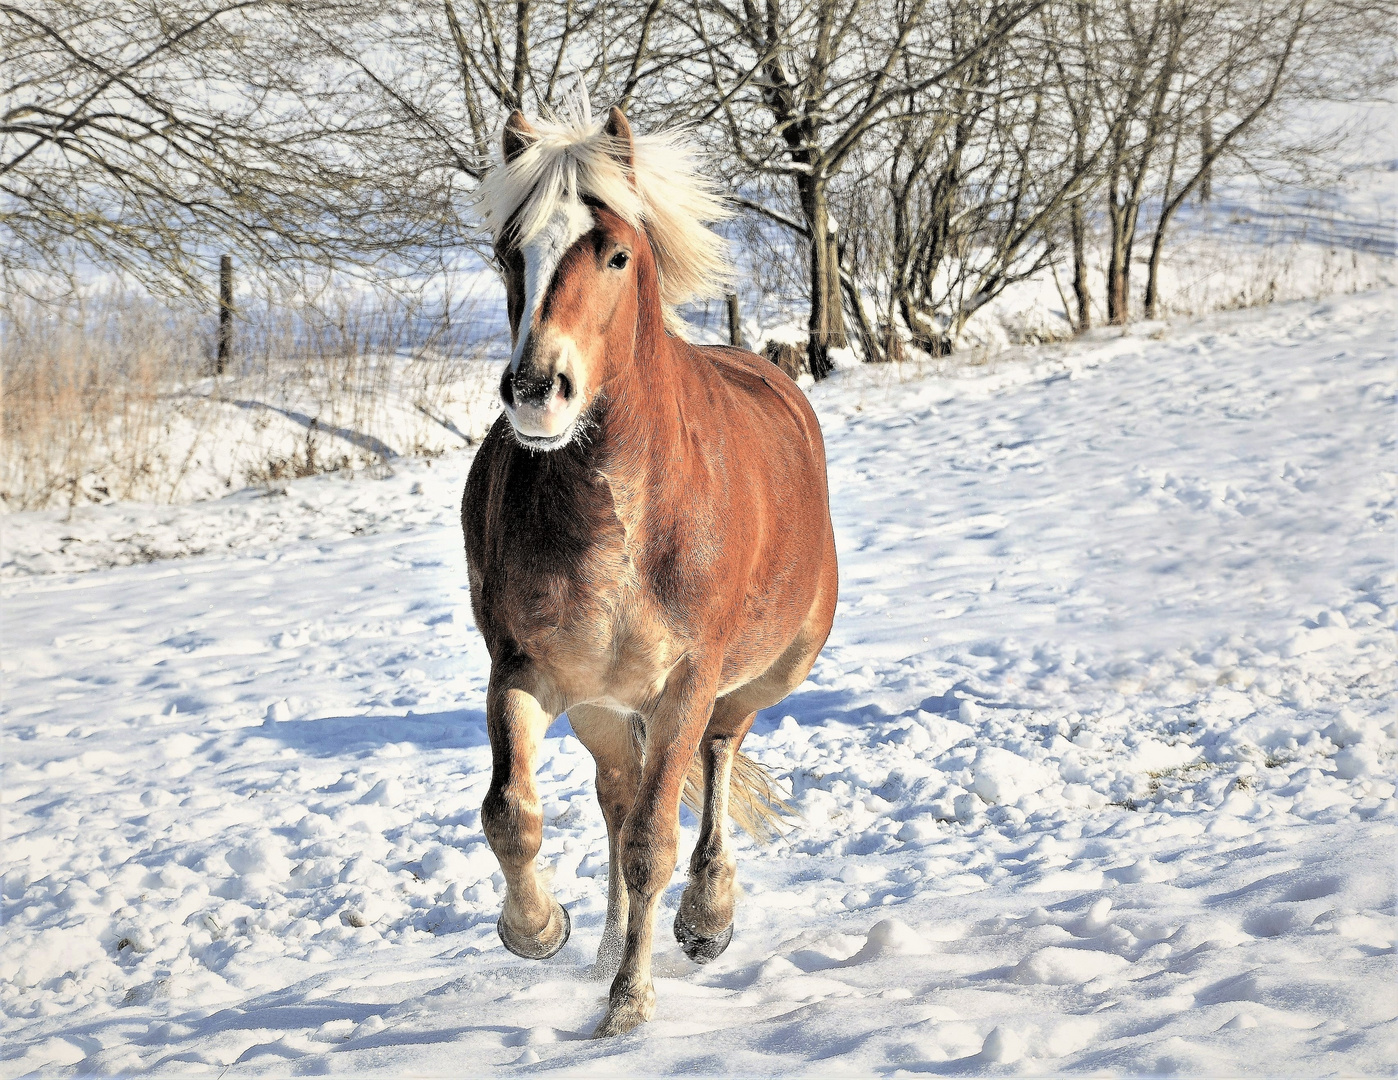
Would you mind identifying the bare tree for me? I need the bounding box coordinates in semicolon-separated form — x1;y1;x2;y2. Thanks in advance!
322;0;683;174
0;1;467;299
1089;0;1189;325
854;3;1117;354
7;0;1386;346
675;0;1045;376
1044;0;1107;331
0;0;686;302
1140;0;1394;318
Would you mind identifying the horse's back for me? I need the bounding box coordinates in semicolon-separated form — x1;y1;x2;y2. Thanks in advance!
687;343;832;530
691;344;829;477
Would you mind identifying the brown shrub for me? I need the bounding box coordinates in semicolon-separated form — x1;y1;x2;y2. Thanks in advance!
764;339;807;380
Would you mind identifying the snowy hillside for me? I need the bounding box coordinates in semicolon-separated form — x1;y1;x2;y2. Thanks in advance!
7;102;1394;516
1;290;1395;1075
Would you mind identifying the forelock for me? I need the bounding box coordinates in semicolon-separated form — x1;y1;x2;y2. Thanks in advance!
474;105;733;321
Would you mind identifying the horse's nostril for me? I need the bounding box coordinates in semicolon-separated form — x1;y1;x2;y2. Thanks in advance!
510;370;555;405
499;368;516;407
557;372;574;401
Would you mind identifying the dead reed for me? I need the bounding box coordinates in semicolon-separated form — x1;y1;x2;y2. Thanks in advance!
1;291;209;510
1;285;504;512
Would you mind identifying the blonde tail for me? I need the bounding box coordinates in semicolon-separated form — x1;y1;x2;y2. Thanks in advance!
681;748;793;841
629;714;794;839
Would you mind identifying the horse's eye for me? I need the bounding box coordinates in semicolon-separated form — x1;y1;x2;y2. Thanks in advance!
608;251;630;270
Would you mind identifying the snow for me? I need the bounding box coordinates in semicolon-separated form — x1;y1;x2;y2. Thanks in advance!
28;350;507;512
2;290;1395;1076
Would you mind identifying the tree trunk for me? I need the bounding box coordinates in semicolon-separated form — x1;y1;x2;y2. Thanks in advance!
840;266;883;363
1105;195;1132;327
799;179;847;380
898;294;951;357
1070;197;1091;331
1144;227;1167;321
1199;106;1213;204
510;1;530;109
1143;134;1182;322
217;254;233;375
1107;251;1129;326
836;234;883;363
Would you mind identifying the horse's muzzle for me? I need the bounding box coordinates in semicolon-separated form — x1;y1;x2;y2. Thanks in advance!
501;366;582;450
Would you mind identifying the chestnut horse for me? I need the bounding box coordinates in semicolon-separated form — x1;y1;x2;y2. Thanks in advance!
462;100;837;1038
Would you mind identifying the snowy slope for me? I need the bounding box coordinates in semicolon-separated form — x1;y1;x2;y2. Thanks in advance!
2;291;1395;1076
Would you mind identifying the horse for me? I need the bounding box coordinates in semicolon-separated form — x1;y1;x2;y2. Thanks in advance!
461;98;838;1038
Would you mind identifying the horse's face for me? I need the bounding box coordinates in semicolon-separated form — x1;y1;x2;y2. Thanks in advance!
497;107;644;453
498;203;643;452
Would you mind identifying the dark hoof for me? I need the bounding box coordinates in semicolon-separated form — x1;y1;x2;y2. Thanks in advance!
498;902;570;959
674;915;732;965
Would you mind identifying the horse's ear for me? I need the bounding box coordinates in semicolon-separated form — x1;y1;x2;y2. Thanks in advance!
603;106;635;170
503;110;536;163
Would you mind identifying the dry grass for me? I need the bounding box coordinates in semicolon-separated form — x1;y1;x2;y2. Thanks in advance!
1;286;503;512
1;292;208;509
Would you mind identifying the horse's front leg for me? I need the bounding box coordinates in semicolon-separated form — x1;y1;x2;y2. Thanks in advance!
481;659;571;959
566;703;641;977
593;657;715;1038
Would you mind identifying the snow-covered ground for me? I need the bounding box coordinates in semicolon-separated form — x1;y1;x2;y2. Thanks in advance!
2;290;1395;1076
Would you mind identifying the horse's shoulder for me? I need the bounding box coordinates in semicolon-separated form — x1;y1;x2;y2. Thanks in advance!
464;415;511;493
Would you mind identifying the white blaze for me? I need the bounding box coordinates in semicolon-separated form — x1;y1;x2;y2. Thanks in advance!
510;194;594;374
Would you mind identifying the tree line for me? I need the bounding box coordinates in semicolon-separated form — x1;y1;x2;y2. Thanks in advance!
3;0;1392;374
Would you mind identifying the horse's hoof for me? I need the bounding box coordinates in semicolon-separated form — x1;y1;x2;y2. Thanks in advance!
497;901;570;959
674;915;733;965
591;987;655;1038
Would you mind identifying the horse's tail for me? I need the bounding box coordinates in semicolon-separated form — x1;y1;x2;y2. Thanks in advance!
629;714;793;839
680;748;794;841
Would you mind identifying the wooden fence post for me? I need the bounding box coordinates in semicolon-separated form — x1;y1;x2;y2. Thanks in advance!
216;254;233;375
726;292;743;349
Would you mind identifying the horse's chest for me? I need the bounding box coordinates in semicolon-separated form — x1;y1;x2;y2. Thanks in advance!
483;502;680;708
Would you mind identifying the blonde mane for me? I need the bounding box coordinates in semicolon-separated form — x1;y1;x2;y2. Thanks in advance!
474;97;731;320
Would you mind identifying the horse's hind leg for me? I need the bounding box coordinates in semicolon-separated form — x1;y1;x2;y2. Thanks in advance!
675;610;831;961
481;662;571;960
566;704;640;976
593;655;716;1038
673;701;755;964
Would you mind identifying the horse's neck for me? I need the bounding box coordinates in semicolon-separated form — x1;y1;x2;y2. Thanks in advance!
584;252;695;507
588;331;696;506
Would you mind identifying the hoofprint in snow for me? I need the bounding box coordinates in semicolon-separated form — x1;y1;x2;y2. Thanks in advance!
2;291;1394;1076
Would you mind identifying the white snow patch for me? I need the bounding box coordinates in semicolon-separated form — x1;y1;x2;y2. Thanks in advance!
1;291;1394;1076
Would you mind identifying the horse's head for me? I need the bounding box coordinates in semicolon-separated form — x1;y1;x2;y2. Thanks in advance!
478;101;729;452
495;108;646;451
